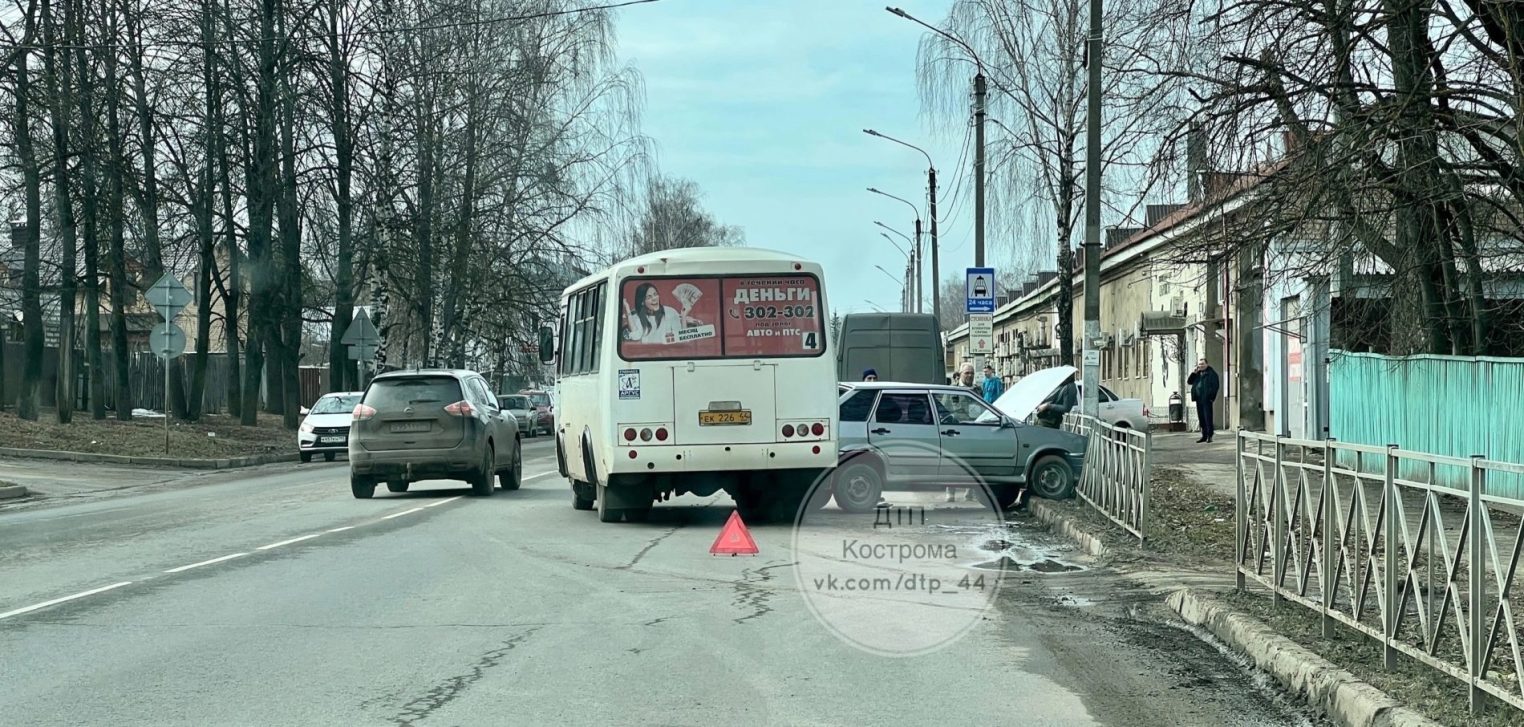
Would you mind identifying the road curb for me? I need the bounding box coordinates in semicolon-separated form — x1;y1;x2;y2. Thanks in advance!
1026;498;1110;558
0;483;29;499
0;447;294;470
1166;588;1443;727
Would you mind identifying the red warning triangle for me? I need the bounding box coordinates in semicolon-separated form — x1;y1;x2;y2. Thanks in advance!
710;510;759;556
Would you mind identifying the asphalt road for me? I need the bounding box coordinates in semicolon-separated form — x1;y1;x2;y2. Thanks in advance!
1;438;1323;726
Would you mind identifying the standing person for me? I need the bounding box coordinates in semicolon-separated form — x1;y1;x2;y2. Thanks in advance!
948;362;978;503
1187;358;1220;443
1035;376;1078;429
981;364;1003;403
862;369;878;382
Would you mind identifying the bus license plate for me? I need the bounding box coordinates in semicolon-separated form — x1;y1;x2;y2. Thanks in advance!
699;410;751;426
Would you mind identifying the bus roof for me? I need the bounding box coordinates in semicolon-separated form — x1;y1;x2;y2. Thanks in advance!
563;247;821;294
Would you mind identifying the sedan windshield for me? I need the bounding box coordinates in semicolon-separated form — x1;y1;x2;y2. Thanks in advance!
309;394;360;415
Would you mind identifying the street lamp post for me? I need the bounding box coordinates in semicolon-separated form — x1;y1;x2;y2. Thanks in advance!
873;265;907;311
867;187;923;312
863;129;939;329
886;7;989;384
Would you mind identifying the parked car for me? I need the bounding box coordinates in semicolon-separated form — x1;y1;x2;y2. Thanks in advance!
834;381;1087;513
1007;365;1151;429
519;389;554;436
298;391;364;462
348;369;522;499
1076;381;1150;430
496;394;538;437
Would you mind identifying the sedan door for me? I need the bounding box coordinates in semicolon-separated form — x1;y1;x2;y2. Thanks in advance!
867;391;942;483
932;391;1019;482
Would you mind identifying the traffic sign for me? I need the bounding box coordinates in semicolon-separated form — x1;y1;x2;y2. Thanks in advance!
150;322;187;360
1083;349;1100;366
347;343;378;361
341;309;380;346
969;314;993;354
965;267;995;313
148;273;193;319
710;510;759;556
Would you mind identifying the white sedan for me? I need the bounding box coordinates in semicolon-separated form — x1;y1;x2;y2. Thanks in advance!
298;391;364;462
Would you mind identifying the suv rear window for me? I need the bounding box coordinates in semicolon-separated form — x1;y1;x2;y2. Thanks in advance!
523;392;550;408
364;377;464;410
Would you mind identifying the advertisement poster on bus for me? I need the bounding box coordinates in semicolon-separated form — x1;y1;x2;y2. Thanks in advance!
619;278;723;358
721;276;823;357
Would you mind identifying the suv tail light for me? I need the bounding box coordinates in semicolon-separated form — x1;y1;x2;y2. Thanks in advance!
353;404;376;421
444;401;475;417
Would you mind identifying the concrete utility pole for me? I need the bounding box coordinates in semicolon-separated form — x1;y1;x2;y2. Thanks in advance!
928;167;939;328
1080;0;1104;417
912;217;923;313
972;71;989;383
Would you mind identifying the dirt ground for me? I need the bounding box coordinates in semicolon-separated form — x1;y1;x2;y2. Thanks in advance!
0;409;294;459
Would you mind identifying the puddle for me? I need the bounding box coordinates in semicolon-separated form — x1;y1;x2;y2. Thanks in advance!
1029;558;1084;573
981;539;1015;551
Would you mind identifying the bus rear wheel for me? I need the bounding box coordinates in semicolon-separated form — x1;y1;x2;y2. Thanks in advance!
596;481;622;523
572;480;595;510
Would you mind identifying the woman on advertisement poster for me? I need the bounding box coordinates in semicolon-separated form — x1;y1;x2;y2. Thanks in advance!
623;281;707;344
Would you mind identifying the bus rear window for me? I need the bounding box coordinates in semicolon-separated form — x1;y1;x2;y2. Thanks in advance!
618;275;824;360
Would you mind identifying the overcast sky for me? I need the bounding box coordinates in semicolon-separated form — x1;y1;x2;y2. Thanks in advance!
614;0;984;317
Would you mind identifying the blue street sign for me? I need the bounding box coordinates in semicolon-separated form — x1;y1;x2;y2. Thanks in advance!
965;267;995;313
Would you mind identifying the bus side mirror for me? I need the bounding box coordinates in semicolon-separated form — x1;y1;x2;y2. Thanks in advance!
538;327;554;364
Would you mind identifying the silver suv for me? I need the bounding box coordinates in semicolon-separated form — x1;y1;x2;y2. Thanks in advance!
833;383;1087;512
348;369;522;499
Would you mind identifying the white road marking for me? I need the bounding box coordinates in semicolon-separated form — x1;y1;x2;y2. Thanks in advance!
0;581;134;621
381;507;426;520
524;471;556;481
163;552;248;573
423;496;462;508
327;526;354;533
255;533;323;551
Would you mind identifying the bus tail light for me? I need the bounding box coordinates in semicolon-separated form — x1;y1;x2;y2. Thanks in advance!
811;422;825;436
628;449;638;459
618;423;673;446
781;424;795;438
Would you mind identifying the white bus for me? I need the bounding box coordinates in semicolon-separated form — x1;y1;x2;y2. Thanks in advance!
539;247;839;524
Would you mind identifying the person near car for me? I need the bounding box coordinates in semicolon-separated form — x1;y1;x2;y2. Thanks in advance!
948;362;978;503
1187;358;1220;443
1035;376;1078;429
862;368;878;382
981;364;1003;403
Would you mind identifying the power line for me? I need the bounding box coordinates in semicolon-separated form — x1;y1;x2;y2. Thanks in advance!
11;0;663;53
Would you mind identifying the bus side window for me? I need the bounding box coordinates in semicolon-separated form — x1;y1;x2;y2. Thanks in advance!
580;283;603;374
586;282;606;374
565;291;586;376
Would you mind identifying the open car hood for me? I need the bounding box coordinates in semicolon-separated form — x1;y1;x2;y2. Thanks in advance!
989;365;1078;421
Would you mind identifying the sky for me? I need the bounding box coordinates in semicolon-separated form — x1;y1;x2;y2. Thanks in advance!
612;0;980;317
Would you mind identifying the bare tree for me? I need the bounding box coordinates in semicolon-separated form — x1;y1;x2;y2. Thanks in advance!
916;0;1187;365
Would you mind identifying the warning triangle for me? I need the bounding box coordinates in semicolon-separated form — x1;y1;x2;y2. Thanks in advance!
709;510;759;556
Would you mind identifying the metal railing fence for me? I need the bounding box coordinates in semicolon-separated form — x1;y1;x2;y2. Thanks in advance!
1063;412;1152;545
1236;430;1524;715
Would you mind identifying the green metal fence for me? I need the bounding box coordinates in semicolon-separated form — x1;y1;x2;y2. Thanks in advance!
1329;351;1524;498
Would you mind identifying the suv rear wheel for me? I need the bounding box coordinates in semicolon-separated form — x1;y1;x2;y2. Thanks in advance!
499;440;522;490
386;480;409;493
351;475;376;499
470;445;496;497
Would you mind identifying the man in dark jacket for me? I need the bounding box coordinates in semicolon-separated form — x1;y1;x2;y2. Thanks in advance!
1035;376;1078;429
1187;358;1220;443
